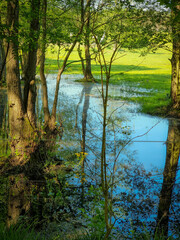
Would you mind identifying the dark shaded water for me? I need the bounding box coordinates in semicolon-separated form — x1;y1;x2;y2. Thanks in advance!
0;74;180;238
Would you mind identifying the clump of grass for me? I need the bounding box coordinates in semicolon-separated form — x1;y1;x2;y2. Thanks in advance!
120;94;171;115
0;224;44;240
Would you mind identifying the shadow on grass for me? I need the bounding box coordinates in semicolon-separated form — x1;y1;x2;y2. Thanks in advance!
43;58;160;74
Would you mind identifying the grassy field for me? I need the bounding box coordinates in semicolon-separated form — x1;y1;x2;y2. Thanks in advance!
44;45;172;115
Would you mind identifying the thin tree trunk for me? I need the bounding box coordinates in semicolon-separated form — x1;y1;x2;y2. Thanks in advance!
0;39;4;84
19;50;28;80
50;0;88;128
23;0;40;127
39;0;50;124
77;43;85;76
84;0;94;81
93;33;120;239
0;38;8;85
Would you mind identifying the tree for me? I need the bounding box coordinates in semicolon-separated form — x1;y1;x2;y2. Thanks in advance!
83;0;94;81
38;0;91;131
0;2;8;85
23;0;40;127
137;0;180;108
6;0;34;165
39;0;52;128
0;35;6;85
88;1;170;238
3;0;93;166
169;1;180;108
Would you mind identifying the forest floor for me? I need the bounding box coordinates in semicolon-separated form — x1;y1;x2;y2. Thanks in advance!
40;46;175;117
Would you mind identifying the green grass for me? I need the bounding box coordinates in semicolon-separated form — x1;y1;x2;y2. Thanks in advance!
0;224;43;240
1;223;178;240
42;45;172;115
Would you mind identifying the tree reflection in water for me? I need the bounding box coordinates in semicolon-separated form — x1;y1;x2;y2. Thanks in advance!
155;119;180;238
0;81;180;238
75;83;93;206
7;174;31;227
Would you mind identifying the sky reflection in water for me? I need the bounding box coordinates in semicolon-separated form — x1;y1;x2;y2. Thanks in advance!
46;74;171;172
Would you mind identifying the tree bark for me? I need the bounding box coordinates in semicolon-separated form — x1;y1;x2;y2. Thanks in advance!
23;0;40;127
19;50;28;80
6;0;34;165
6;0;24;135
170;2;180;108
77;43;85;76
0;15;7;86
39;0;50;125
0;39;6;85
84;0;94;81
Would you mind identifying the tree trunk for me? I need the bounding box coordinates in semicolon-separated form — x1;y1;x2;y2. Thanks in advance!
6;0;24;137
77;43;85;76
0;39;6;85
84;0;94;81
23;0;40;127
6;0;34;165
39;0;50;125
50;11;86;129
0;39;4;84
0;18;7;85
170;2;180;108
19;50;28;80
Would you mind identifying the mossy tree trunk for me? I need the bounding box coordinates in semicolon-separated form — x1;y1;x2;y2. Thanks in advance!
23;0;40;127
0;38;6;85
6;0;35;165
19;50;28;80
0;15;7;86
39;0;51;127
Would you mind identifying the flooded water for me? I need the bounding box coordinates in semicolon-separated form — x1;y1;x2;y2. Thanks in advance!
0;74;180;238
51;75;170;170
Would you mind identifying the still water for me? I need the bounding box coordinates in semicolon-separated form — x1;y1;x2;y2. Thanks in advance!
0;74;180;238
50;74;169;169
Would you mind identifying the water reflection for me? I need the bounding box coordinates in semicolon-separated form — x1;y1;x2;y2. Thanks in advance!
0;75;180;238
156;119;180;237
7;174;31;227
75;83;93;205
5;148;47;228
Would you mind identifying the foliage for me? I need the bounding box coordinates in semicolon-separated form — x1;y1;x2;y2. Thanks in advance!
0;224;43;240
0;0;178;239
79;185;106;237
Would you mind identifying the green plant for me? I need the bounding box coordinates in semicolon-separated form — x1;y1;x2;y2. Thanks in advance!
79;185;106;238
0;224;44;240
